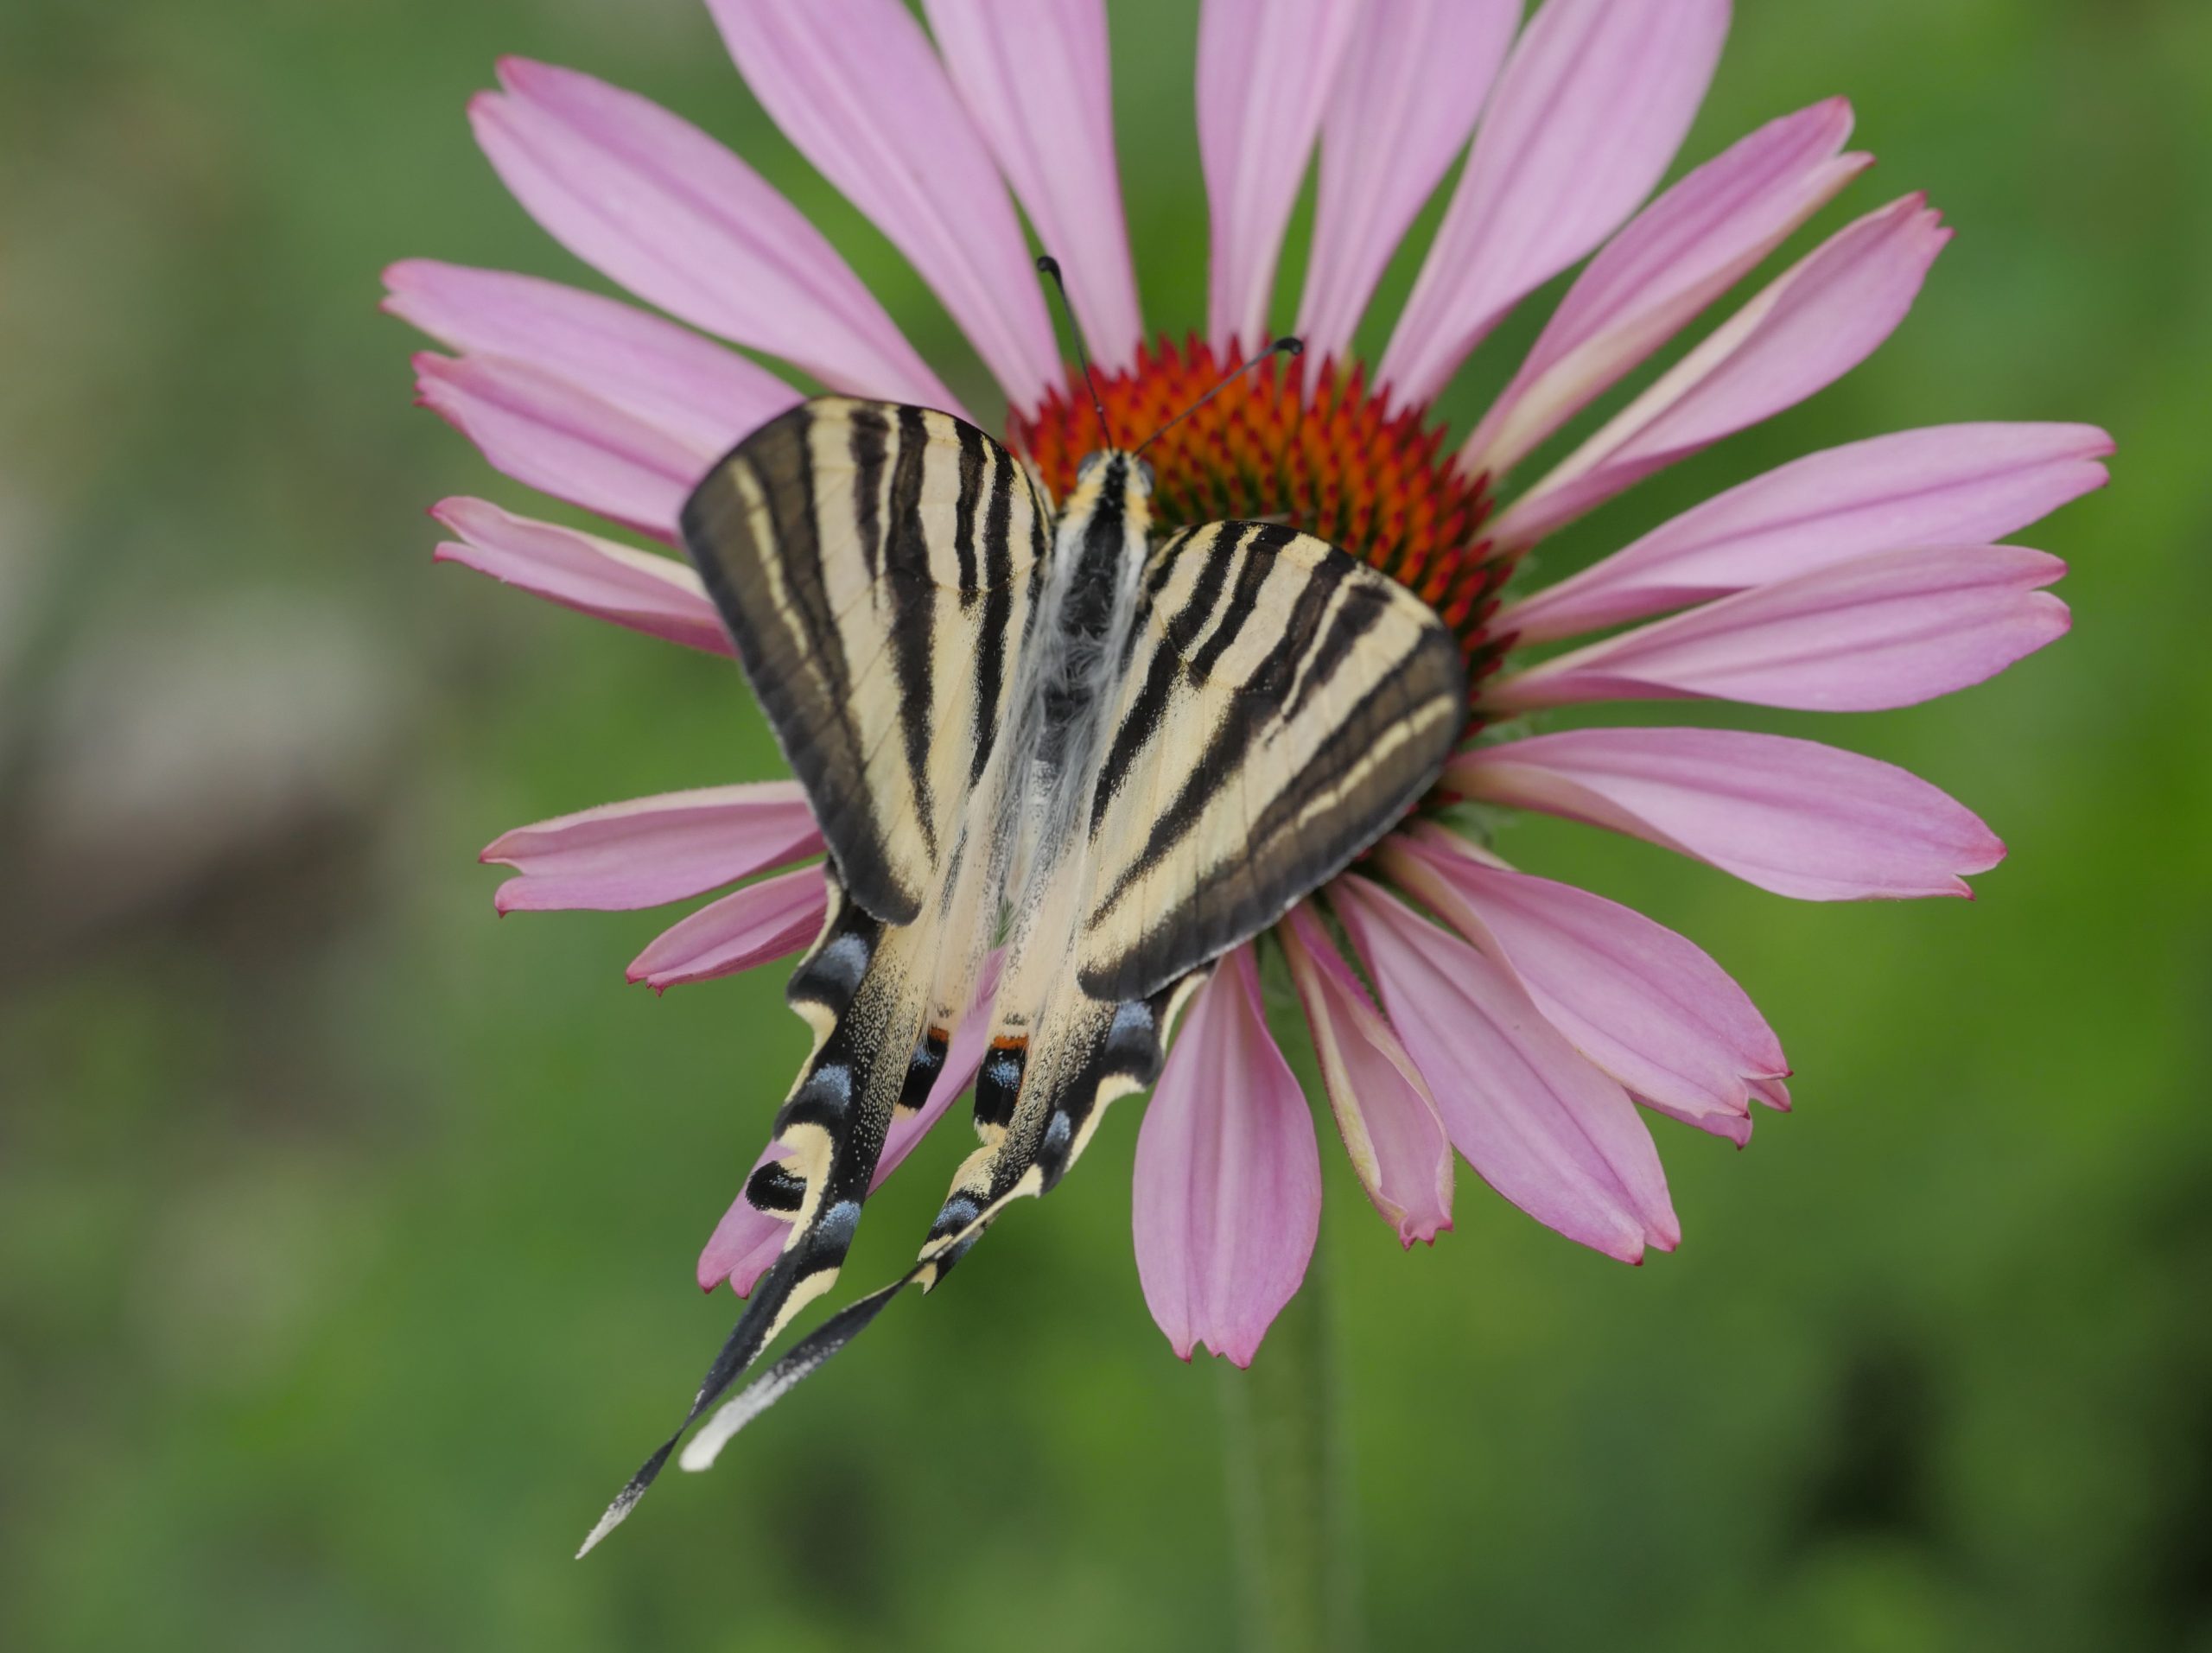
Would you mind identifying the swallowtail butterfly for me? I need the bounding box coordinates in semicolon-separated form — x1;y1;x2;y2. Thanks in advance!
580;266;1466;1554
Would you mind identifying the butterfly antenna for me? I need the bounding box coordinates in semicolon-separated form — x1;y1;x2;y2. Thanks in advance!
1036;254;1116;451
1135;336;1303;458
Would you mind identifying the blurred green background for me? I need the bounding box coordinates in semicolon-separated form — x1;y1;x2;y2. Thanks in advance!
3;1;2209;1648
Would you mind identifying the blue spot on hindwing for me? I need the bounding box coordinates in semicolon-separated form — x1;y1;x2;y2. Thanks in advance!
1104;999;1162;1078
816;933;870;992
813;1199;862;1253
932;1195;981;1237
799;1063;853;1114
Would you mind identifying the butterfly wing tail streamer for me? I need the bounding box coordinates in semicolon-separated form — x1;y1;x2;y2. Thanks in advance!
577;872;952;1557
922;975;1200;1280
673;970;1211;1479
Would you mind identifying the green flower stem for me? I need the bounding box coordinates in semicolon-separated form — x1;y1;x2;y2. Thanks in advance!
1224;960;1362;1652
1220;1252;1359;1653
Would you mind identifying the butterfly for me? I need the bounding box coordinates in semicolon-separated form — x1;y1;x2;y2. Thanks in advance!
578;295;1466;1555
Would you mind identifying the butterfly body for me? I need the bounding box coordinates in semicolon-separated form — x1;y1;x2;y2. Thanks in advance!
580;396;1465;1553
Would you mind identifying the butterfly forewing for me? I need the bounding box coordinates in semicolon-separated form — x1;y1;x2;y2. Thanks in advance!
682;397;1051;926
1077;520;1467;1001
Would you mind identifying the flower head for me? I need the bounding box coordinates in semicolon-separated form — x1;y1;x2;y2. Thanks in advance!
397;0;2108;1381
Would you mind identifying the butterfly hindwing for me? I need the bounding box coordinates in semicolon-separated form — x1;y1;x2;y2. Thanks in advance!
676;966;1211;1472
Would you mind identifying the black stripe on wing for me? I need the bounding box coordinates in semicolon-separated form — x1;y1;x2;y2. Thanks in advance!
684;403;918;922
884;407;939;863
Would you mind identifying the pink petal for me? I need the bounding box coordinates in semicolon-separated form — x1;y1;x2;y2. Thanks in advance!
1279;902;1454;1245
1493;545;2069;713
1293;0;1518;361
1494;194;1952;547
626;864;830;991
1377;0;1730;409
471;59;963;416
1643;1097;1753;1148
708;0;1059;410
1462;99;1868;480
702;950;1006;1296
1448;726;2005;900
696;1140;802;1296
430;497;732;657
480;779;820;912
1381;824;1784;1135
1198;0;1364;348
923;0;1142;372
1501;423;2115;643
413;352;701;540
1133;946;1322;1365
385;260;798;458
1332;877;1676;1262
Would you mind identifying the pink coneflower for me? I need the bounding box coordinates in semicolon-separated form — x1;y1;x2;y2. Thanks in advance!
391;0;2107;1373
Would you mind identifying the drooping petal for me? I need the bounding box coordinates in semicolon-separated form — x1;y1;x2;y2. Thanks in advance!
1294;0;1519;362
471;59;963;416
1500;422;2116;642
481;780;820;912
1198;0;1364;348
1133;946;1322;1365
1462;99;1867;480
708;0;1060;410
696;1140;802;1296
626;864;830;991
1491;545;2069;712
1377;0;1730;409
413;352;702;539
1448;727;2004;900
1332;876;1676;1262
1643;1096;1753;1148
702;951;1006;1296
385;260;798;457
1493;194;1952;547
431;497;732;656
1381;824;1784;1135
1279;903;1454;1245
923;0;1142;371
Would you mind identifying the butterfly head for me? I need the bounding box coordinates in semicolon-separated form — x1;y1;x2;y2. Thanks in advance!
1073;447;1156;496
1062;448;1157;545
1034;252;1295;537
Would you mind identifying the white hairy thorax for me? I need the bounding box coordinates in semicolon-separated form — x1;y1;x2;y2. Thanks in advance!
992;449;1158;1030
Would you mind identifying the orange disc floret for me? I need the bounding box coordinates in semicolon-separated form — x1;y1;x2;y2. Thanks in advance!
1008;335;1513;690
